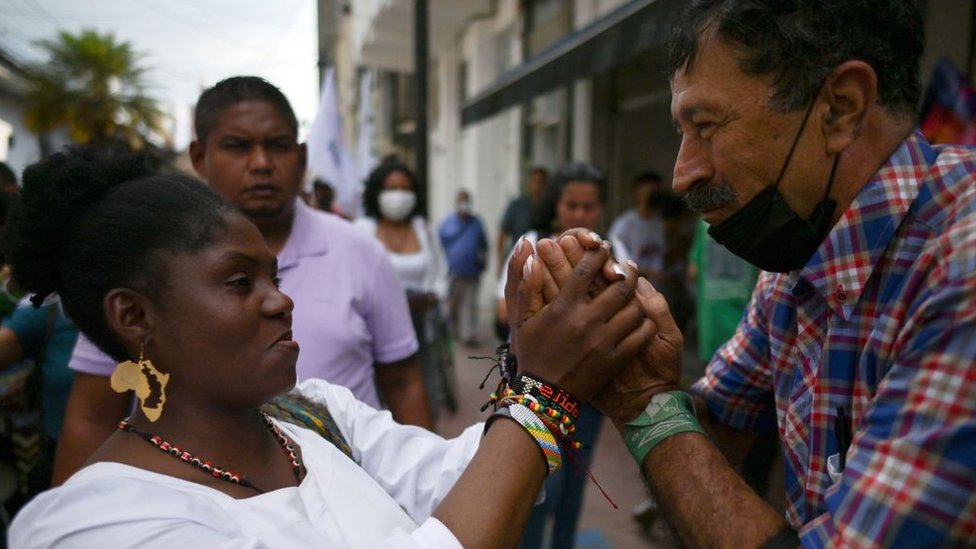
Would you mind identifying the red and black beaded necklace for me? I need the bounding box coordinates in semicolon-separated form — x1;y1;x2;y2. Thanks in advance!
117;412;303;494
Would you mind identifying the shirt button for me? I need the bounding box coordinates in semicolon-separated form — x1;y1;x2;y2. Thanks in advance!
835;285;847;302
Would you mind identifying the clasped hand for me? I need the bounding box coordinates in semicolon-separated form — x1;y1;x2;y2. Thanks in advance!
504;231;684;427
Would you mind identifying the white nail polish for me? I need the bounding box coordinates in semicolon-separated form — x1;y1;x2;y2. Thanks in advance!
514;236;524;255
612;263;625;277
523;255;535;277
589;232;603;244
626;259;638;270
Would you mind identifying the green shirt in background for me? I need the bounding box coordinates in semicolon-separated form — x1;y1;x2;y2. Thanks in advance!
689;219;758;364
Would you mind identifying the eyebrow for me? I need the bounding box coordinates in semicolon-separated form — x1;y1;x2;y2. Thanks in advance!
218;132;293;142
675;104;711;123
218;251;277;272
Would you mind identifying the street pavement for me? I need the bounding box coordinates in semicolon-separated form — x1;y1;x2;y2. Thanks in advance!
435;339;675;549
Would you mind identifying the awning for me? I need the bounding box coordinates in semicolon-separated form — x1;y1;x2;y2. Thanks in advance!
461;0;682;126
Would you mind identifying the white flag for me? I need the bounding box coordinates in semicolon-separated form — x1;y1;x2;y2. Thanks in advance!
356;69;378;198
307;67;360;216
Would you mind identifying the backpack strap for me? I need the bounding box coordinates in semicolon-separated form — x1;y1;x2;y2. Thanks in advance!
260;392;355;462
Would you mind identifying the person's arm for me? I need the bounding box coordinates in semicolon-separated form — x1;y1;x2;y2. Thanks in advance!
496;201;517;276
610;272;784;546
420;217;450;302
495;229;510;276
0;305;48;370
636;431;786;547
434;238;651;547
52;372;130;484
0;327;25;368
374;353;433;429
432;418;545;547
530;233;787;547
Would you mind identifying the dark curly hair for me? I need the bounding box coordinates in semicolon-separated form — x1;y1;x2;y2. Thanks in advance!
362;161;427;220
195;76;298;143
3;146;234;361
533;162;607;234
668;0;923;119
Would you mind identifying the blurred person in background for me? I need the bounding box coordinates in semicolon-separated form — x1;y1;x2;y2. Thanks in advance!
0;294;78;508
357;162;450;420
496;161;629;549
438;190;488;348
52;76;431;485
655;192;698;337
310;178;350;220
0;179;77;516
609;171;667;284
687;217;758;367
496;167;548;276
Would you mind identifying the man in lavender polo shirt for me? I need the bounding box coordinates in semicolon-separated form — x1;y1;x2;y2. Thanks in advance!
52;77;432;483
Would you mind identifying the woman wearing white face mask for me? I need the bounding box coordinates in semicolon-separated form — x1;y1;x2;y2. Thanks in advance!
355;162;450;420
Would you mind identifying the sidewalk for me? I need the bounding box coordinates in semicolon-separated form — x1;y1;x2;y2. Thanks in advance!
435;339;674;549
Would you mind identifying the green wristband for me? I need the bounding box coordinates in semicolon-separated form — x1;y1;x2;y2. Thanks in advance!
624;391;705;466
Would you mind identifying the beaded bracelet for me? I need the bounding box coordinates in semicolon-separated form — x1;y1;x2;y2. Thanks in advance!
487;404;562;475
511;373;582;421
493;388;577;436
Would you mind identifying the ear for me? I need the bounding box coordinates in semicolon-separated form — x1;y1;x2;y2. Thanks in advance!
820;60;877;155
103;288;158;359
189;139;208;179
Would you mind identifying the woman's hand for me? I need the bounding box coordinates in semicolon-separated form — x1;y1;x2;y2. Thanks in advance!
503;235;654;402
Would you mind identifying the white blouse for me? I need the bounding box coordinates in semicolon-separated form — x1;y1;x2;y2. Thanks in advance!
9;380;483;548
353;216;448;300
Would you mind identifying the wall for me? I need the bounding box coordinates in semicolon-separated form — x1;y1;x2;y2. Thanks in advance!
430;0;523;325
0;90;42;181
921;0;974;81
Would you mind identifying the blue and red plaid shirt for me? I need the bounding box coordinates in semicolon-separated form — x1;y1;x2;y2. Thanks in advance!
692;131;976;547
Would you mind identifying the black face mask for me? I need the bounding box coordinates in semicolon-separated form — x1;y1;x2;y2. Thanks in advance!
707;98;838;273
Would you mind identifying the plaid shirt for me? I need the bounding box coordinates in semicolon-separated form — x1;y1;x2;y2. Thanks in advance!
692;131;976;547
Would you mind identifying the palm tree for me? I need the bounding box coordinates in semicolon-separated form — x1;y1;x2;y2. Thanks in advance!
24;29;167;152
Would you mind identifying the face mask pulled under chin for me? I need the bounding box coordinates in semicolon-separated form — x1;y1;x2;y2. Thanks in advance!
707;184;836;273
378;190;416;222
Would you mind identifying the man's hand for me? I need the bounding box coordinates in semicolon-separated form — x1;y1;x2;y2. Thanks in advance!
534;230;685;426
594;276;684;427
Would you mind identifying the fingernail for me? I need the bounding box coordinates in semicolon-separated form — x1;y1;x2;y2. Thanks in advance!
523;255;535;277
612;263;625;277
627;260;638;270
637;277;653;296
589;232;602;244
515;236;525;255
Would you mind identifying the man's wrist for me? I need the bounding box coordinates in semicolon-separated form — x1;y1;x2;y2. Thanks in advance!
623;391;705;466
606;384;682;430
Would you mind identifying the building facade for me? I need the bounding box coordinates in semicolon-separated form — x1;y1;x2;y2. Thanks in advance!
321;0;976;324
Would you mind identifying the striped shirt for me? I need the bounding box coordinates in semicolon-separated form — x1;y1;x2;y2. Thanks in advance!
692;131;976;547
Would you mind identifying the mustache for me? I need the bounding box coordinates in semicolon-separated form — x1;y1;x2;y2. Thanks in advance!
682;181;738;212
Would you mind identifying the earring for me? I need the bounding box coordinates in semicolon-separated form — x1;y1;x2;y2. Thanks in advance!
110;343;169;422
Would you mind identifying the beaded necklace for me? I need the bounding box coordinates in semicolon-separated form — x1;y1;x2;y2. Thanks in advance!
118;412;303;494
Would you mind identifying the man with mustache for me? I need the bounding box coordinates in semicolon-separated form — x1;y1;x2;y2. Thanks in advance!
53;77;432;483
517;1;976;546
